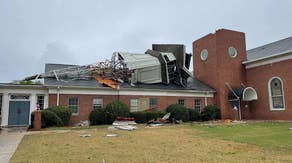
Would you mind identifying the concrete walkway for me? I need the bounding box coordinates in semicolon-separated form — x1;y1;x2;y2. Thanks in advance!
0;127;27;163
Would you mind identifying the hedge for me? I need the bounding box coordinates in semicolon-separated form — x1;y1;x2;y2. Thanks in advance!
201;105;220;121
104;100;130;124
47;106;72;126
130;111;165;123
166;104;189;122
188;109;201;121
89;109;106;125
41;110;64;128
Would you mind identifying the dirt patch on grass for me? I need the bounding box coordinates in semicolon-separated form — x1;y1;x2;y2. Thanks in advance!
11;125;292;163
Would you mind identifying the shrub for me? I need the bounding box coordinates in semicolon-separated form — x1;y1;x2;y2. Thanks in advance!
89;109;106;125
189;109;201;121
130;112;146;123
41;110;63;128
105;100;130;124
47;106;72;126
130;111;165;123
201;105;220;121
166;104;189;122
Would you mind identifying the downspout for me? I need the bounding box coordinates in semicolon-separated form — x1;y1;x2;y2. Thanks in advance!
57;86;60;106
204;92;208;107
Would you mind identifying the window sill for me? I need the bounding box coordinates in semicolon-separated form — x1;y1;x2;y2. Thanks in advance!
270;109;285;112
72;113;79;116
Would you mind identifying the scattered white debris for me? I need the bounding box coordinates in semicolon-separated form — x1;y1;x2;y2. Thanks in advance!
162;112;171;120
112;120;137;126
74;120;90;127
289;127;292;130
106;133;118;137
80;134;91;137
115;125;137;131
148;123;163;128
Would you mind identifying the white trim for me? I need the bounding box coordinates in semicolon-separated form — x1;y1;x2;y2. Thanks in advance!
200;49;208;61
228;46;238;58
242;87;258;101
244;52;292;69
0;88;48;127
9;94;30;101
268;77;285;111
48;88;214;98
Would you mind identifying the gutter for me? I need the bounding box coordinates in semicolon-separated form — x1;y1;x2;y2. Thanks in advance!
44;84;216;94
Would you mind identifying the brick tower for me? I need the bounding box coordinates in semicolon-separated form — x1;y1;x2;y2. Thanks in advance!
193;29;247;119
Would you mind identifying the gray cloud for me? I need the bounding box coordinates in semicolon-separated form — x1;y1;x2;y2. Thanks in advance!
1;0;292;82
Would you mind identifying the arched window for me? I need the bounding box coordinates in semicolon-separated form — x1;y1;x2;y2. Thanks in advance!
268;77;285;110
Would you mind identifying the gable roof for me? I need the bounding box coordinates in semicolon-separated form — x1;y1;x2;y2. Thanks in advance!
246;36;292;62
44;64;215;92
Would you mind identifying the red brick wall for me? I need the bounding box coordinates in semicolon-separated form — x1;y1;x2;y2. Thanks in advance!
49;94;211;124
193;29;247;119
246;59;292;120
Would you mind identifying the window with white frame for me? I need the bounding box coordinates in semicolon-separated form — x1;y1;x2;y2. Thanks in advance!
130;99;138;112
93;98;103;110
37;95;45;110
178;99;185;106
68;97;79;114
194;99;201;112
149;98;157;108
269;77;285;110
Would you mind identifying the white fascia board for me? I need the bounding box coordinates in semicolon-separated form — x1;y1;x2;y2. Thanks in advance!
0;88;48;94
244;52;292;69
0;84;45;89
48;87;214;98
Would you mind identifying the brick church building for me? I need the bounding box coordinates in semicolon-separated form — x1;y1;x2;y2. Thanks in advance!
193;29;291;120
0;29;291;126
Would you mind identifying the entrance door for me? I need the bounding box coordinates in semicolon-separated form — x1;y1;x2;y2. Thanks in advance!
8;101;30;126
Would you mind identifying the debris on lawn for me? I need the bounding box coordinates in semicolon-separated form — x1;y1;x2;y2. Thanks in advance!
80;134;91;137
74;120;90;127
107;126;119;137
175;120;183;124
112;117;137;131
106;133;118;137
112;117;137;126
147;123;163;128
162;112;171;121
146;112;171;127
115;125;137;131
289;127;292;130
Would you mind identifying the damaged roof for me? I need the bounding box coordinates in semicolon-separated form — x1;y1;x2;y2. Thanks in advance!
44;64;215;92
246;36;292;62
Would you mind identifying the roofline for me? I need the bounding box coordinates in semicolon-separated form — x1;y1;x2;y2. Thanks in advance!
243;49;292;64
44;84;216;94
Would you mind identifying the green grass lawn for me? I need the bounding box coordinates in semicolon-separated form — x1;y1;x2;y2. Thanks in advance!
10;122;292;163
192;121;292;152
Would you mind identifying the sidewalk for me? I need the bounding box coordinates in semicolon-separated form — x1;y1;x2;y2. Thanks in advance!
0;127;27;163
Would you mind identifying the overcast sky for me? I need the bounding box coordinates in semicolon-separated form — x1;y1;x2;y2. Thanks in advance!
1;0;292;82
